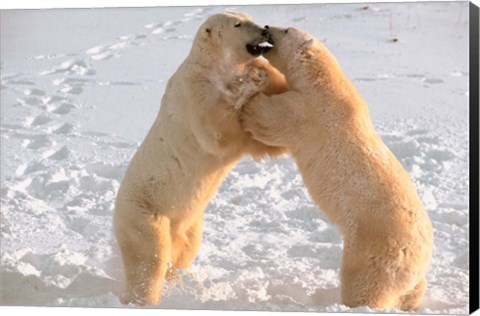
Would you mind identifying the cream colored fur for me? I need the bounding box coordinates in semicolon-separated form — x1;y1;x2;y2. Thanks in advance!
240;27;433;311
114;13;287;306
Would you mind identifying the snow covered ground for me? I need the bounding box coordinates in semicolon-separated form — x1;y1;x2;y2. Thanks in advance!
0;1;471;314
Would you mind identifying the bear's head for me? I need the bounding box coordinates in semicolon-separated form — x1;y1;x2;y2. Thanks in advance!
193;12;274;64
260;26;319;77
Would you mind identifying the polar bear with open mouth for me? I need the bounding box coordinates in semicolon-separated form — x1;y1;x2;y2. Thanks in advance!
114;12;287;306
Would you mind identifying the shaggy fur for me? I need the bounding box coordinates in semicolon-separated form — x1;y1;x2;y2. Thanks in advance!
114;13;287;306
240;26;433;311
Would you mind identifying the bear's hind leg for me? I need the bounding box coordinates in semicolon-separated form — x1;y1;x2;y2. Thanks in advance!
397;278;427;311
340;269;396;309
340;253;397;309
167;215;204;281
114;206;172;305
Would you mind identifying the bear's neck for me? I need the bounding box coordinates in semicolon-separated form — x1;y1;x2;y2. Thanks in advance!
185;43;217;69
286;46;343;87
183;47;248;90
287;47;369;121
185;44;249;79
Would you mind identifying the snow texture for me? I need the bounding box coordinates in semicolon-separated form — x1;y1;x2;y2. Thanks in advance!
0;2;470;314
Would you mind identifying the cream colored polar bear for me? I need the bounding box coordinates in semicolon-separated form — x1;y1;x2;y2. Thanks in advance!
240;26;433;311
114;13;287;306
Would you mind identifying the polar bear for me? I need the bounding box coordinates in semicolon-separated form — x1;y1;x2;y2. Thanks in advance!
113;13;287;306
240;26;433;311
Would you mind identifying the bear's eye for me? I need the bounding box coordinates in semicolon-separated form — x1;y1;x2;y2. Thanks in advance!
234;22;242;28
284;29;289;34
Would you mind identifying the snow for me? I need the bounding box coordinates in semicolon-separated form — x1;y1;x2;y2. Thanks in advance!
0;1;471;314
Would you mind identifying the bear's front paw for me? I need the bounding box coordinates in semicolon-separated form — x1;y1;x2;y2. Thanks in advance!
232;68;268;110
243;67;268;90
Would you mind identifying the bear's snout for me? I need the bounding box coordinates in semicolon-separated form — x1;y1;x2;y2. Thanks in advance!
245;26;274;56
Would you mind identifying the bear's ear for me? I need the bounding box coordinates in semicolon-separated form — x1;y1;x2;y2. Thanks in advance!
299;39;315;58
302;39;314;48
202;24;212;38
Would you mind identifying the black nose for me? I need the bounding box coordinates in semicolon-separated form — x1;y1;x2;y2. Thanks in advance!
261;25;269;37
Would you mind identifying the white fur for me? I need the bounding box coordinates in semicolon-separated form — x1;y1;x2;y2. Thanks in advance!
114;13;287;306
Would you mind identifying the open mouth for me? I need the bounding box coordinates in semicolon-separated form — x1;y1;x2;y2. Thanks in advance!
246;43;264;56
246;38;275;56
245;26;275;56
